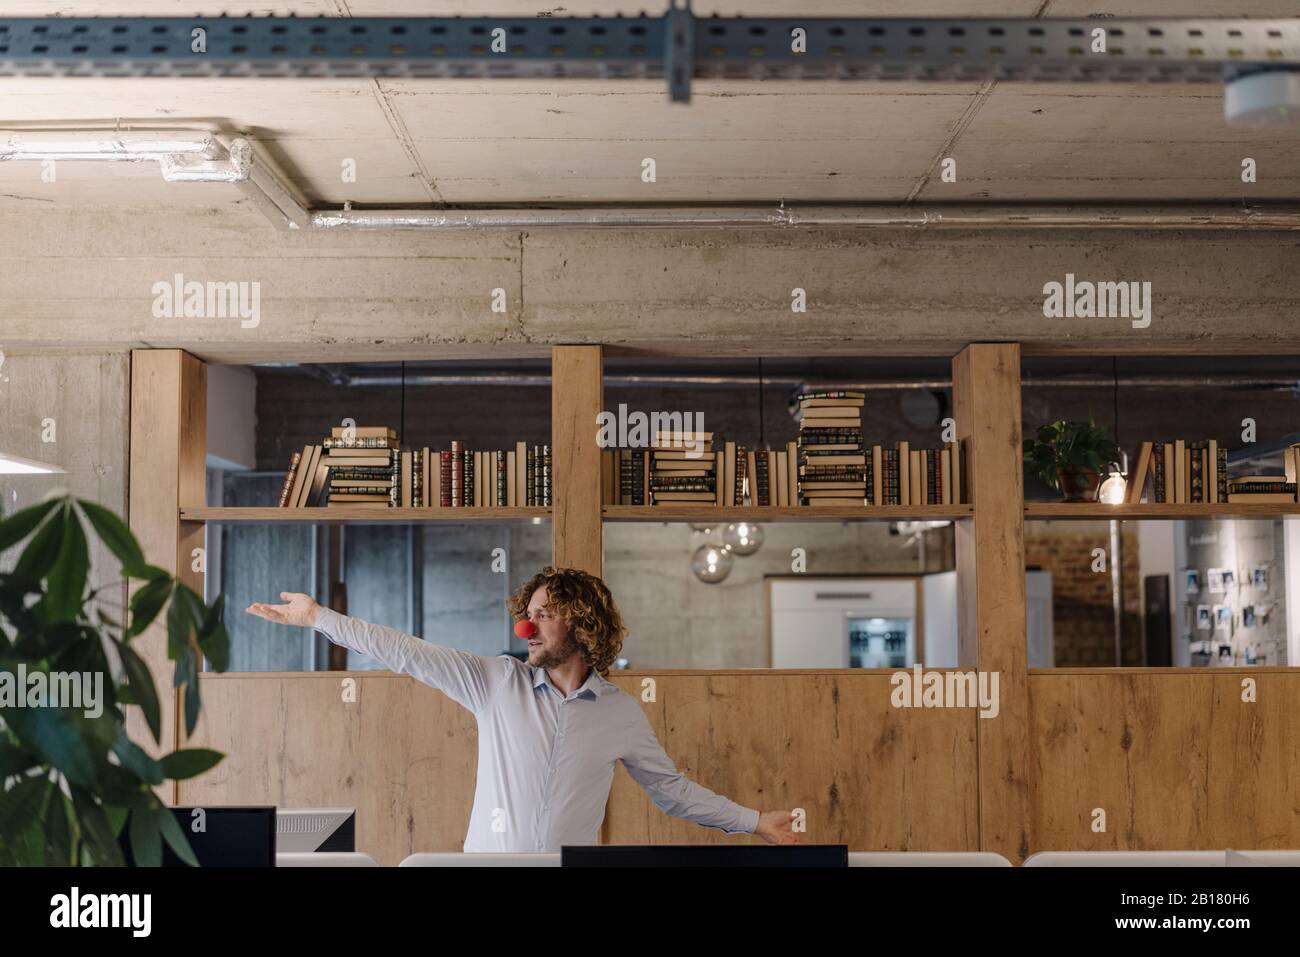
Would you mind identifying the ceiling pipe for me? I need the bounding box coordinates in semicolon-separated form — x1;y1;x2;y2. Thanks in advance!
4;130;1300;231
0;131;221;163
310;204;1300;231
0;131;234;178
299;369;1300;391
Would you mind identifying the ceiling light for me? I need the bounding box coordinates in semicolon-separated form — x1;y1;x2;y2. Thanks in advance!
0;452;65;475
1225;71;1300;127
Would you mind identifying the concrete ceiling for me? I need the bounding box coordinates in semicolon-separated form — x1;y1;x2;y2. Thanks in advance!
1;1;1298;211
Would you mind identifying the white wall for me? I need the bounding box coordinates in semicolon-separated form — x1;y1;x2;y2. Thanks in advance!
1137;520;1181;665
206;363;257;471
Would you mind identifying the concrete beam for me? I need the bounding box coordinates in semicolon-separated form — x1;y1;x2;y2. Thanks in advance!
1;207;1297;361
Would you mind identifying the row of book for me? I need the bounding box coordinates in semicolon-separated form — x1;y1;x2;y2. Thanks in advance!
277;426;552;508
280;421;972;509
599;433;965;506
1128;440;1300;504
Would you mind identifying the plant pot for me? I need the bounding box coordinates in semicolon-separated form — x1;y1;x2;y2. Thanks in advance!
1057;466;1101;502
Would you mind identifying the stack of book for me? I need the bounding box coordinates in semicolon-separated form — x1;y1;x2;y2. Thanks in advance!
650;430;719;504
327;427;400;508
1126;439;1236;504
277;429;551;508
1225;477;1298;503
793;390;866;506
276;426;398;509
1219;441;1300;504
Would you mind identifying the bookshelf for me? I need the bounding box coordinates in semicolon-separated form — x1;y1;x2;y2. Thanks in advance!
1026;502;1300;519
170;351;1300;539
604;504;973;522
1021;355;1300;522
181;506;551;525
177;357;1300;531
132;343;1300;862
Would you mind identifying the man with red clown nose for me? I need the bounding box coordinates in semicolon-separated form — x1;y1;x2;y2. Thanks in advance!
248;565;798;853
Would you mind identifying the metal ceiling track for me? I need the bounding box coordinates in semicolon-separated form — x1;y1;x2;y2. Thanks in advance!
0;10;1297;103
7;131;1300;231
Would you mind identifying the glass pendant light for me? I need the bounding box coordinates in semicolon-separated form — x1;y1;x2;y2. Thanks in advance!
691;542;733;584
723;521;764;556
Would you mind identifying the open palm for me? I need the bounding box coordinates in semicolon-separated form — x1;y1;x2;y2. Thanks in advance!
246;591;321;628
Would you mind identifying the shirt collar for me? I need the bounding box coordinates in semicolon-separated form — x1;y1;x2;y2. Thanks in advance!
531;664;609;699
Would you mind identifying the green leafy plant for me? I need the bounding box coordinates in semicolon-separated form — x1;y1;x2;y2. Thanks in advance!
1023;417;1122;494
0;495;229;866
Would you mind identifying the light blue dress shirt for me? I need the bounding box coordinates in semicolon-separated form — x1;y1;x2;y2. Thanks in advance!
314;608;760;852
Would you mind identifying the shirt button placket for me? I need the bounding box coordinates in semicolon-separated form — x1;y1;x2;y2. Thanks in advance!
538;696;565;852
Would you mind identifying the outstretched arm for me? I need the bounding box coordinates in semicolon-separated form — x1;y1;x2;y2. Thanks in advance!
246;592;505;716
620;706;799;845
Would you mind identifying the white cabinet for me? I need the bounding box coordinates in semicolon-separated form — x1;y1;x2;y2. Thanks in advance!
767;571;1054;668
769;577;919;668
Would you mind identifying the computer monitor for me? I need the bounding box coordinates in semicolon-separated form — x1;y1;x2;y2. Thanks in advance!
119;806;276;867
561;844;848;867
276;808;356;852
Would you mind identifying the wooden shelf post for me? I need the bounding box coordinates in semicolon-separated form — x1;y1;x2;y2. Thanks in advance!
951;343;1032;863
128;349;207;800
552;345;604;575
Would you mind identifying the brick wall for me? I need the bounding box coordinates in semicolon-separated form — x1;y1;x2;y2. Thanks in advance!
1025;522;1144;667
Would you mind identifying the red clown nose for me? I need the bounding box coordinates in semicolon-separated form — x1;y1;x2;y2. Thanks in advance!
515;619;539;639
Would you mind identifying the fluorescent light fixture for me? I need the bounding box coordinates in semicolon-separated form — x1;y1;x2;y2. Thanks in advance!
0;452;66;475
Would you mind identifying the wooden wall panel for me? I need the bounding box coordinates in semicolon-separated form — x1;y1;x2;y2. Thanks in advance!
603;673;978;849
551;344;603;574
1032;669;1300;851
181;670;978;860
179;674;477;867
176;668;1300;860
127;349;206;800
951;343;1032;862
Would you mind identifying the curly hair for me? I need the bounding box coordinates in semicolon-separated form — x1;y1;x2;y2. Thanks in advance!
506;566;626;676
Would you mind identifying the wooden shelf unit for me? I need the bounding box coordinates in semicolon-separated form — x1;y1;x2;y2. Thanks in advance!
187;505;970;526
182;506;551;524
190;500;1300;526
133;344;1300;863
604;504;973;522
1025;501;1300;519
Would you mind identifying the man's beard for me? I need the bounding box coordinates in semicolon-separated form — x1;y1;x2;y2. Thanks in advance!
532;634;579;670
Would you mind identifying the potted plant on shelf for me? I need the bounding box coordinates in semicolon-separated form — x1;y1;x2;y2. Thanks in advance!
1023;417;1122;502
0;495;228;866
